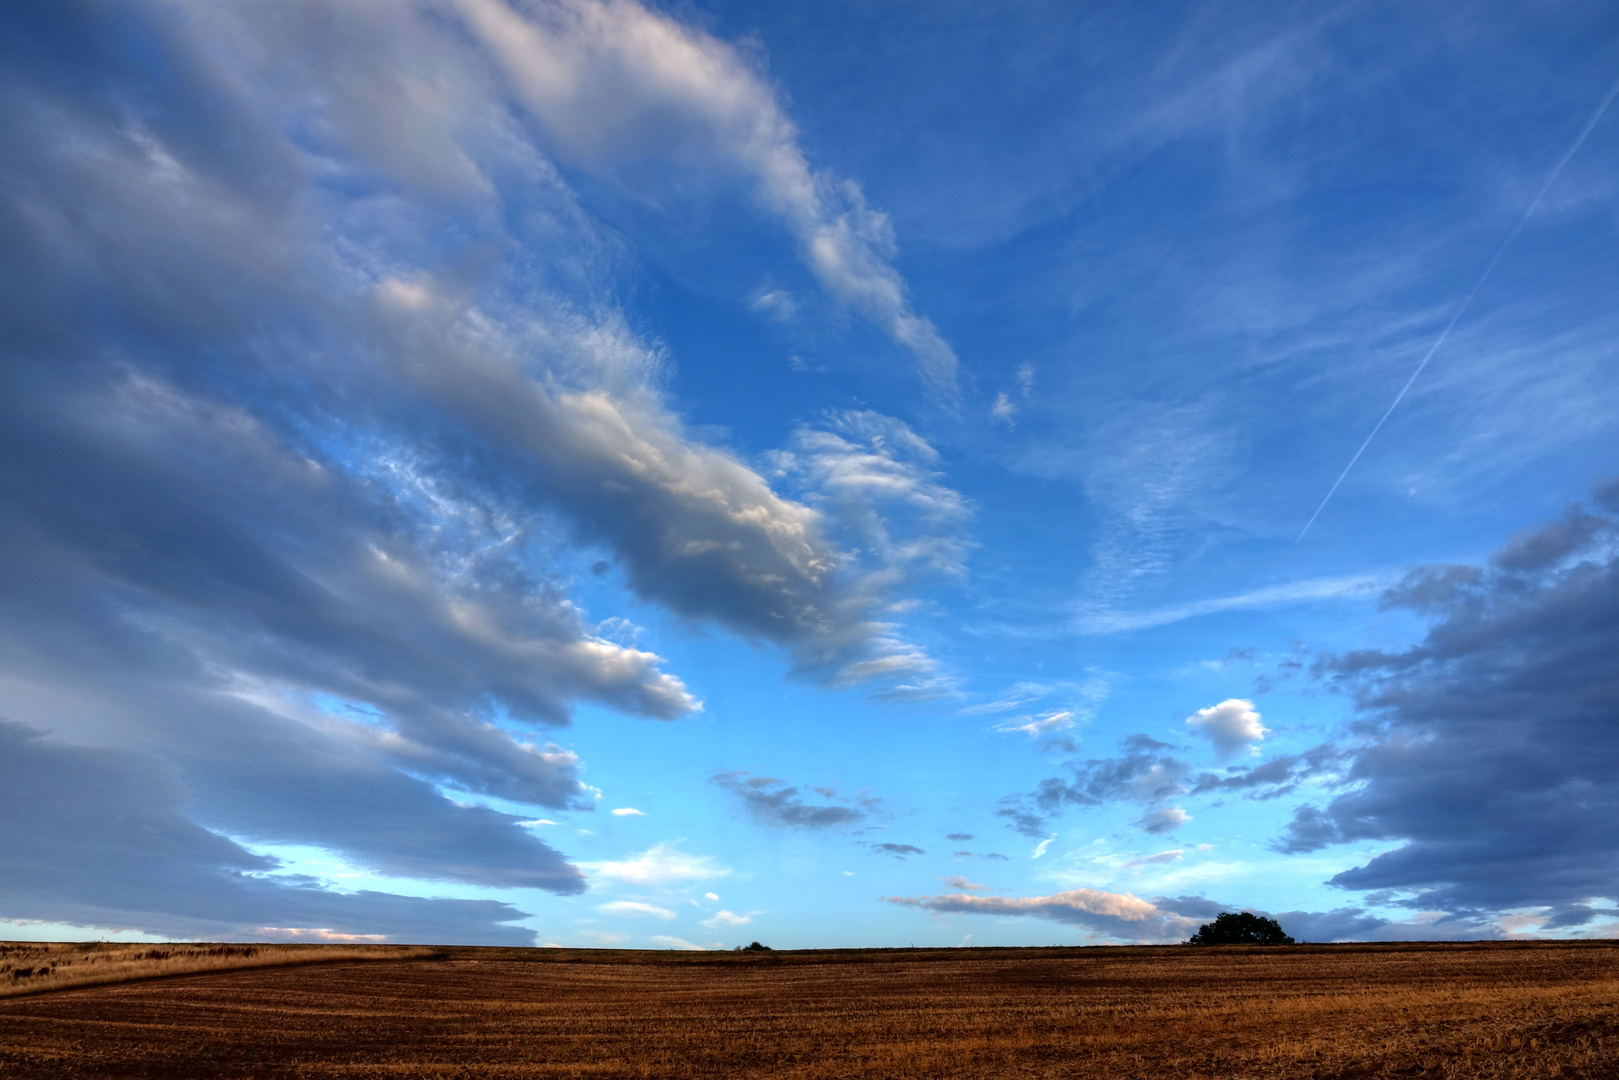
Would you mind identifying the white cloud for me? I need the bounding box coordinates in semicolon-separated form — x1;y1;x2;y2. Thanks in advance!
1186;699;1268;757
583;842;730;884
1076;574;1384;634
699;909;752;929
1031;836;1055;859
451;0;957;393
611;807;645;816
994;709;1077;737
990;392;1016;425
704;892;720;901
650;935;706;950
597;900;676;919
749;287;799;322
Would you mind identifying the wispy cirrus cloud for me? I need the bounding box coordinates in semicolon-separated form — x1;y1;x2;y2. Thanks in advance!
1075;574;1385;634
451;0;958;395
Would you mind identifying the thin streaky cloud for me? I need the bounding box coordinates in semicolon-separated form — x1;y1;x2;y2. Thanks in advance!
1075;574;1384;634
1297;72;1619;542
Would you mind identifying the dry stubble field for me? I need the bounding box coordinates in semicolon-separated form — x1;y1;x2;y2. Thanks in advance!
1;941;1616;1078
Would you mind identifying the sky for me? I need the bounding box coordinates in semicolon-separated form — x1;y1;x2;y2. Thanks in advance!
2;0;1618;949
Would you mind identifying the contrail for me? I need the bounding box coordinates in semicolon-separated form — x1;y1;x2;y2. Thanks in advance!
1297;74;1619;543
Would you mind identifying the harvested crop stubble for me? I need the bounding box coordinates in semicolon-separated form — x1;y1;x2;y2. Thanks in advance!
0;941;430;999
0;942;1617;1077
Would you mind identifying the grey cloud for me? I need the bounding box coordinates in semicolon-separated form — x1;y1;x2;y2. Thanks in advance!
1133;807;1191;835
870;843;926;858
945;833;974;841
999;735;1193;837
711;772;874;829
1277;496;1619;924
1190;744;1345;800
0;721;538;944
886;887;1196;943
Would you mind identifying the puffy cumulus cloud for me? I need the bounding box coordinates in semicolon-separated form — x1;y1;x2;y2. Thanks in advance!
998;736;1193;837
711;772;876;829
1277;496;1619;928
1185;699;1268;757
0;2;954;936
450;0;958;394
886;887;1198;943
583;843;729;885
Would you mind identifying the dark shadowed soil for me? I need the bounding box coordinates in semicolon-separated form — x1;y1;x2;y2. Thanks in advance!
1;942;1616;1078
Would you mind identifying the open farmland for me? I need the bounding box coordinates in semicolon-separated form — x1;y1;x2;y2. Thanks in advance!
1;942;1616;1078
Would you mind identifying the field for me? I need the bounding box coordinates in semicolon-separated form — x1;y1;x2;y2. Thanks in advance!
1;941;1617;1078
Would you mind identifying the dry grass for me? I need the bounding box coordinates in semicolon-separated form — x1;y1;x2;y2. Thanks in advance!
0;940;431;999
0;941;1616;1077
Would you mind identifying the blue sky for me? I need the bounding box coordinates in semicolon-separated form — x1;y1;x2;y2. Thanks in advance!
3;0;1619;948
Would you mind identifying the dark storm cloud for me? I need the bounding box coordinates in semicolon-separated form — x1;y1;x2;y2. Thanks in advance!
0;722;538;944
710;772;875;829
1276;495;1619;925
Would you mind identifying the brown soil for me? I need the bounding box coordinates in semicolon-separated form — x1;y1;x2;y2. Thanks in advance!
1;941;1616;1078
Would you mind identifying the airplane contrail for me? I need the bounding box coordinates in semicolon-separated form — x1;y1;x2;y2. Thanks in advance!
1297;74;1619;543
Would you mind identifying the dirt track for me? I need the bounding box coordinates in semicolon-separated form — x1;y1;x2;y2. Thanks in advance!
2;942;1617;1078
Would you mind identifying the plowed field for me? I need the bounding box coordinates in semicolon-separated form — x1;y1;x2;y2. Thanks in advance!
1;942;1616;1078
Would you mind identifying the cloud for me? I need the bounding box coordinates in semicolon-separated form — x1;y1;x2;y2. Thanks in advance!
885;887;1198;943
994;710;1079;738
1275;496;1619;925
1076;575;1384;634
941;877;991;891
611;808;645;816
749;287;800;322
711;772;874;829
0;1;967;937
945;833;974;842
700;909;752;929
1185;699;1268;757
1119;850;1183;870
767;410;971;694
1189;744;1345;799
871;843;926;858
650;935;707;950
0;722;540;944
450;0;957;393
1134;807;1192;835
990;392;1017;425
998;735;1192;837
583;843;729;885
597;900;677;919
